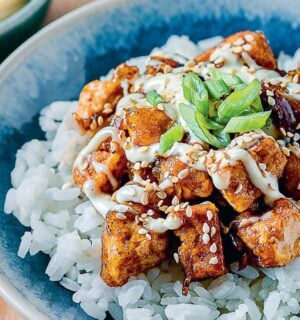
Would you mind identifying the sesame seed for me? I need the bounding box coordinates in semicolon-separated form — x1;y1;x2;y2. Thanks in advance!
171;176;179;183
233;38;245;46
172;196;180;206
141;193;149;205
116;212;127;220
234;183;243;195
138;228;148;235
141;213;148;218
245;34;254;42
282;147;290;156
90;119;97;130
232;46;242;54
163;65;172;73
206;210;213;221
211;227;216;237
173;252;180;263
141;160;149;168
293;133;300;142
140;146;149;152
297;123;300;130
145;233;152;240
174;204;181;211
202;233;210;244
157;191;167;199
81;161;89;171
178;168;189;180
124;141;131;150
268;183;276;191
214;56;225;66
258;163;267;171
280;127;287;136
160;205;168;212
157;103;164;111
166;206;174;213
242;44;252;51
203;223;210;234
102;108;113;114
134;162;141;170
210;243;217;253
158;199;164;207
267;96;276;106
297;183;300;190
293;74;299;83
186;206;193;217
181;202;189;209
266;90;274;96
104;102;112;109
147;209;154;216
97;116;104;127
209;256;218;265
287;131;294;138
164;172;170;178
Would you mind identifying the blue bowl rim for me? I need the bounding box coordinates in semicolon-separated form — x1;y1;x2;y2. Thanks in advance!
0;1;132;318
0;0;51;36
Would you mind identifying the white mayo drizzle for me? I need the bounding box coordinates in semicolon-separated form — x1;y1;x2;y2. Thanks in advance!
92;162;118;190
146;215;183;233
211;171;231;190
113;184;145;204
115;93;144;117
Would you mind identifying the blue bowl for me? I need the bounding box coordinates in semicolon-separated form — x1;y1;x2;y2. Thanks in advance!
0;0;299;319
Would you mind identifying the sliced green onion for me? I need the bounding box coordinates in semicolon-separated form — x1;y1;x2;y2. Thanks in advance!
195;112;230;148
218;79;261;120
146;90;164;106
208;100;219;118
223;111;272;133
209;68;243;88
204;79;230;100
182;72;209;115
213;129;231;147
159;124;185;154
251;96;264;112
198;116;224;130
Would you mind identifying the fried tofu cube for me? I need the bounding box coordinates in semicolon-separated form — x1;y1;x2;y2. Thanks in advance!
73;138;127;194
124;107;173;146
282;152;300;200
206;135;287;212
194;31;277;70
234;198;300;267
248;136;287;178
172;203;226;294
158;156;213;201
101;205;169;287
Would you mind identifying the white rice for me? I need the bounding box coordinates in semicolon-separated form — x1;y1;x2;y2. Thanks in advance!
4;35;300;320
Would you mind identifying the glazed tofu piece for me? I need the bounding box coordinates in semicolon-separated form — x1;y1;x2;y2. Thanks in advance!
206;134;287;212
282;151;300;200
194;31;277;70
158;156;213;201
101;204;169;287
172;203;226;294
74;64;139;135
123;107;173;146
234;199;300;267
73;138;127;194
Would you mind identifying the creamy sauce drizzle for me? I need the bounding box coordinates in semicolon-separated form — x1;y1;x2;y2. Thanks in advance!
113;184;145;204
146;215;183;233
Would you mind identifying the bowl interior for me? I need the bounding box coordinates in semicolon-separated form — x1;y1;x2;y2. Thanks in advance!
0;0;300;319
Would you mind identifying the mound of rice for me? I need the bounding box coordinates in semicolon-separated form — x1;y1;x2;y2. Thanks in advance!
4;36;300;320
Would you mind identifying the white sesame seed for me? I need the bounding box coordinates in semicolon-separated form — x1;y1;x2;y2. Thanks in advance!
141;193;149;205
293;74;299;83
210;243;217;253
209;256;218;265
166;206;174;213
202;233;210;244
282;147;290;156
258;163;267;171
160;205;168;212
147;209;154;216
116;212;127;220
294;133;300;142
232;46;242;54
268;183;276;191
211;227;216;237
181;202;189;209
186;206;193;217
178;168;189;180
233;38;245;46
141;213;148;218
280;127;287;136
97;116;104;127
266;90;274;96
297;183;300;190
102;108;113;114
164;172;170;178
174;204;181;211
140;146;149;152
172;196;180;206
138;228;148;235
141;160;149;168
297;123;300;130
287;131;294;138
214;56;225;65
206;210;213;221
158;199;164;207
268;96;276;106
203;223;210;234
242;44;252;51
171;176;179;183
81;161;89;171
173;252;180;263
157;103;164;111
234;183;243;195
145;233;152;240
245;34;254;42
157;191;167;199
90;119;97;130
134;162;141;170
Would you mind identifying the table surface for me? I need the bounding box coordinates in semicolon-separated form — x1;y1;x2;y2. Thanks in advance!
0;2;95;318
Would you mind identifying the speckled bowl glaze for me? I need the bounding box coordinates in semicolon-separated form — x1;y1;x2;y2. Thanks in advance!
0;0;51;61
0;0;300;319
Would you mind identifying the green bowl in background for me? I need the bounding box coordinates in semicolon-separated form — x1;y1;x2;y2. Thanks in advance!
0;0;51;61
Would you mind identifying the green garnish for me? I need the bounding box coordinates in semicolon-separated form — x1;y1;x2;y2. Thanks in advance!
218;79;261;120
223;111;272;133
159;124;185;154
204;79;230;100
209;68;243;88
182;72;209;115
146;90;164;106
